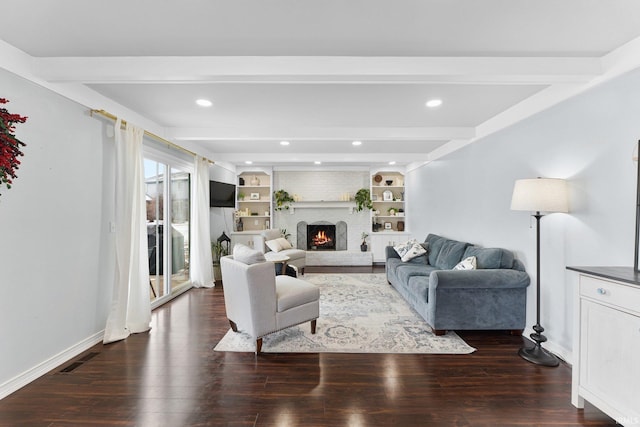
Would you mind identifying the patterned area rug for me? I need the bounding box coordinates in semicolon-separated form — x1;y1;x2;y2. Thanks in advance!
214;273;476;354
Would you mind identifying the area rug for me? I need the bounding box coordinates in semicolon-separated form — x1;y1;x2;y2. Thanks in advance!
214;273;476;354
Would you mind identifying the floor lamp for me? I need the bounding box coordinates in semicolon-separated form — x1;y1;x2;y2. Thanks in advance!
511;177;569;367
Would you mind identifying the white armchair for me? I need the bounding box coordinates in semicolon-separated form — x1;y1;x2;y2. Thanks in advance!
253;228;306;275
220;254;319;353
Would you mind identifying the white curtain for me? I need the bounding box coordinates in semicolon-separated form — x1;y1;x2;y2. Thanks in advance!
103;119;151;344
190;156;214;288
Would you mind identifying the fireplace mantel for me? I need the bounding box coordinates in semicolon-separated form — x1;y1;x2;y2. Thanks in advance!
289;201;356;214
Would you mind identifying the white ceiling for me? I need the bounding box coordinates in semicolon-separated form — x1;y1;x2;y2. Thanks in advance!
3;0;640;168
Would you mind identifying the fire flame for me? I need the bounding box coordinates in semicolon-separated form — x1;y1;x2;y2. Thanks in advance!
312;230;332;246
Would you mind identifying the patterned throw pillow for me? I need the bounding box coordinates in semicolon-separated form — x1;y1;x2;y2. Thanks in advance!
394;239;427;262
452;256;477;270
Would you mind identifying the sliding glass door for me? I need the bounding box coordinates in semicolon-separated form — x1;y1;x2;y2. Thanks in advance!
144;156;191;304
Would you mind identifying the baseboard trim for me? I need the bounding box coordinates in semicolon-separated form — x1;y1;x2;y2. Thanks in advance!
0;330;104;400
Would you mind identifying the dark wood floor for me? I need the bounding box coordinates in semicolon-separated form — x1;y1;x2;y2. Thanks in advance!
0;266;616;426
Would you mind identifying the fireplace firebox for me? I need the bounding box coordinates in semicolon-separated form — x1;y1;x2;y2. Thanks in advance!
307;224;336;250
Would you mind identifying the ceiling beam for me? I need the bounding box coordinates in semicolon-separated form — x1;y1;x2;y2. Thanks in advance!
167;126;474;141
36;56;601;85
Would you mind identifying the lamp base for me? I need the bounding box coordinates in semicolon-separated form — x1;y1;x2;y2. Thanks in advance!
518;344;559;367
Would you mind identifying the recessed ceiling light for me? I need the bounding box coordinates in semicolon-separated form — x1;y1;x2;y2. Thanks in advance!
195;99;213;107
280;141;290;146
245;160;253;164
314;161;322;165
352;140;362;146
425;99;442;108
389;161;396;165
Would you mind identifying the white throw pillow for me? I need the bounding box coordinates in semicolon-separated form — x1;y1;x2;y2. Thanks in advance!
394;239;427;262
453;256;477;270
233;244;266;265
265;239;283;252
275;237;292;250
266;237;293;252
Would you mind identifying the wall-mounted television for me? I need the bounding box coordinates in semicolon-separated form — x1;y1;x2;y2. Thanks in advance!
209;180;236;208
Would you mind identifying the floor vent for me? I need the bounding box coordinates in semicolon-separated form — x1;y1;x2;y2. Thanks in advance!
59;352;100;373
78;352;99;363
59;362;83;373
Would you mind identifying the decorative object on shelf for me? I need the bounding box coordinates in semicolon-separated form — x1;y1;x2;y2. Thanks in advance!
388;208;396;216
374;174;383;184
354;188;373;212
0;98;28;198
372;194;378;201
360;232;369;252
249;175;260;186
385;179;393;186
511;177;569;367
236;218;243;231
384;222;392;230
238;191;245;201
373;222;382;232
383;190;393;201
273;189;295;210
239;177;245;186
397;221;405;231
265;219;270;229
250;192;260;200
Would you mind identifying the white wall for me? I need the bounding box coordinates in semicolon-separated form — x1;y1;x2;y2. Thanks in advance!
0;69;115;396
406;67;640;363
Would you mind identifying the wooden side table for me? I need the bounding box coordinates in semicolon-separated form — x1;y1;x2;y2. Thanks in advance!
264;253;290;275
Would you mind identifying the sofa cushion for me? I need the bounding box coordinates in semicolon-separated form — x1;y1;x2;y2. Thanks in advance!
396;263;437;285
425;234;446;266
233;244;266;265
434;239;469;270
462;246;514;269
275;276;320;312
407;275;431;303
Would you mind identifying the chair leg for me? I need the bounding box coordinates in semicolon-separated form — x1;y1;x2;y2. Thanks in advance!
310;319;317;334
433;329;446;336
228;319;238;332
255;338;263;354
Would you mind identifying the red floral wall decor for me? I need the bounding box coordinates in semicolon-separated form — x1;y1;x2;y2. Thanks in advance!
0;98;28;197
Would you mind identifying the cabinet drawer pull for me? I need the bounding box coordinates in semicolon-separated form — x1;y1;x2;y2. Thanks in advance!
596;288;607;295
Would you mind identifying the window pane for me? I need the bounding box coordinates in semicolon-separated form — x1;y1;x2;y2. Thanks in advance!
169;167;190;294
144;159;166;300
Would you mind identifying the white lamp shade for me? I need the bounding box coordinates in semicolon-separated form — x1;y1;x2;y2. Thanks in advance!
511;178;569;213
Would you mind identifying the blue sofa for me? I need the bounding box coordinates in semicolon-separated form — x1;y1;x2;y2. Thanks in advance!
385;234;530;335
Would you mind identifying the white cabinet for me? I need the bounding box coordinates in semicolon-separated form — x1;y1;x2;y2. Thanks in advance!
230;231;262;250
570;268;640;426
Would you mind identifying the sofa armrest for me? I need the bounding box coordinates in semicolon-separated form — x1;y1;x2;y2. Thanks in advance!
385;246;400;260
429;269;530;291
